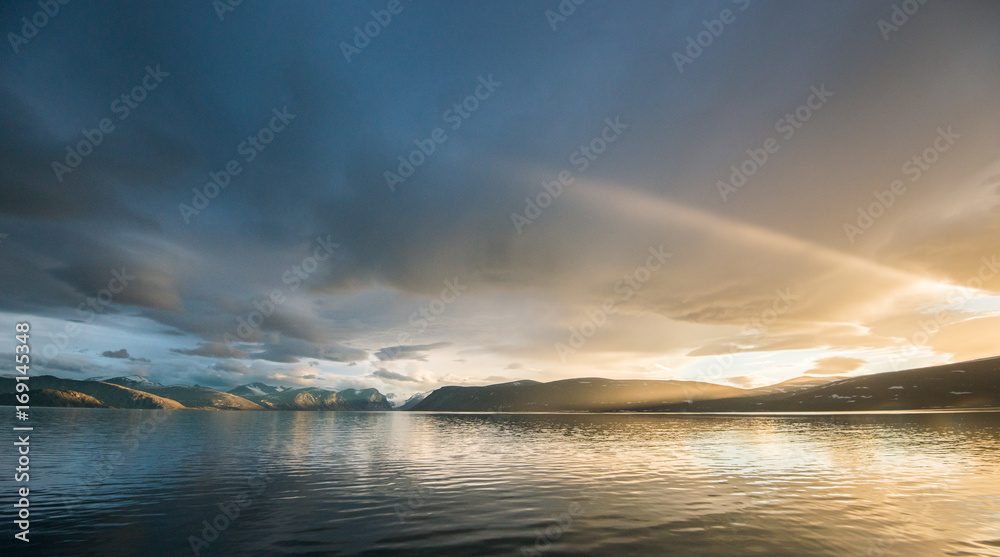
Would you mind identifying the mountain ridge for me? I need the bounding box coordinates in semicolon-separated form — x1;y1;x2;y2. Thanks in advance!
411;377;748;412
0;376;185;409
7;357;999;413
0;376;394;411
100;378;264;410
410;357;1000;412
231;384;393;411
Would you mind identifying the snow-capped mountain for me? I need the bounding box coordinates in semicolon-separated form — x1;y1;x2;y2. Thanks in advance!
228;382;291;398
89;375;163;389
396;391;431;410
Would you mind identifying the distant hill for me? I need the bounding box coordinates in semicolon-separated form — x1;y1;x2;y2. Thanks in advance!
0;376;392;411
96;378;392;411
410;358;1000;413
12;357;997;413
0;388;107;408
234;385;393;410
644;357;1000;412
747;375;847;396
411;378;747;412
0;376;185;409
101;377;264;410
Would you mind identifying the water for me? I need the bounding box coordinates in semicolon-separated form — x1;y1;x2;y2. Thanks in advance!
5;409;1000;556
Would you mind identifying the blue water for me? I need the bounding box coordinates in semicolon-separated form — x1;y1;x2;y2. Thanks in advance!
4;409;1000;556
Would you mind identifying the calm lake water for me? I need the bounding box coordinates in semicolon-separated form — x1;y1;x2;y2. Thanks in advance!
5;409;1000;556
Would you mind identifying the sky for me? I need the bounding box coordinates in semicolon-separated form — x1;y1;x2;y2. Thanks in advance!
1;0;999;403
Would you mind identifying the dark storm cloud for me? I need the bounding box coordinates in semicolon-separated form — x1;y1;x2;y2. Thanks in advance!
1;0;998;391
48;256;181;312
100;348;150;362
171;342;246;359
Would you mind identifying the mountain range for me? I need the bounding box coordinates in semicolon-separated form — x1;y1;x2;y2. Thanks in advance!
411;377;747;412
410;357;1000;412
640;357;1000;412
231;385;393;410
3;356;999;412
229;382;291;398
100;376;265;410
0;375;185;409
0;375;391;411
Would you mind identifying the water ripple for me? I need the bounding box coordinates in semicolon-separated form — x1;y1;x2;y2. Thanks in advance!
6;409;1000;556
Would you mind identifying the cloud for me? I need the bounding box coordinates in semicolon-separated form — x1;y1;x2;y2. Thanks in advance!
211;360;252;376
1;1;998;392
48;256;182;312
172;342;246;359
374;342;451;361
252;338;367;364
928;315;1000;363
805;356;867;376
727;376;759;388
100;348;151;363
371;368;420;383
29;353;111;376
